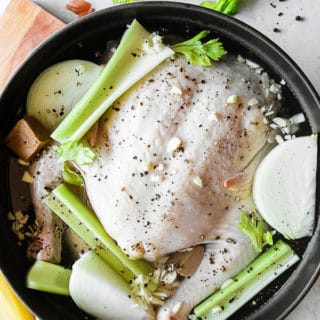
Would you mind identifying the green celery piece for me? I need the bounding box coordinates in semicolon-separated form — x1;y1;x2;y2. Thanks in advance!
62;162;84;186
44;184;153;279
53;141;95;165
238;212;274;253
51;19;174;144
201;0;239;15
194;240;299;319
26;260;71;296
44;192;134;282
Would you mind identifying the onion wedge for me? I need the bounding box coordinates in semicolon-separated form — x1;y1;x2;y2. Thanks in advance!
253;135;317;239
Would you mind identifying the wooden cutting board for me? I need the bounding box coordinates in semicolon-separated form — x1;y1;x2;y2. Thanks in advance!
0;0;65;90
0;0;65;318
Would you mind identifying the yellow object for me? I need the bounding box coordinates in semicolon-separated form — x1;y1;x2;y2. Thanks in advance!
0;271;34;320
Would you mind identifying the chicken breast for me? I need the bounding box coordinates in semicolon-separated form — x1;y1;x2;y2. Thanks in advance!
81;55;279;261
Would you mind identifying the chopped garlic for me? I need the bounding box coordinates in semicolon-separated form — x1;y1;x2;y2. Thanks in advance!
211;111;223;122
248;98;259;106
22;171;33;183
142;161;153;172
226;95;238;104
161;270;177;284
211;306;223;315
246;59;260;69
74;64;85;75
237;55;245;63
130;267;179;310
261;72;270;88
269;123;278;130
264;111;274;117
17;159;30;166
280;79;286;85
220;278;234;289
280;126;290;135
15;210;25;220
151;175;165;183
170;85;182;95
167;137;181;153
192;176;203;187
275;135;284;144
267;104;274;112
289;113;305;125
157;163;165;171
255;67;263;75
269;83;281;94
272;117;288;128
143;33;164;54
171;301;182;314
7;212;15;221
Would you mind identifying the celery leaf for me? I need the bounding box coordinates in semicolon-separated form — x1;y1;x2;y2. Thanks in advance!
172;30;227;66
201;0;239;15
53;141;95;166
62;163;84;186
238;212;274;253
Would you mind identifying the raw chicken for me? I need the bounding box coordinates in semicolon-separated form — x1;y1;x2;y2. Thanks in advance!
28;145;63;263
29;145;90;263
157;199;257;319
81;55;279;262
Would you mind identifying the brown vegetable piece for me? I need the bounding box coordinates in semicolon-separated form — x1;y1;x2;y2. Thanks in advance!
5;116;50;161
168;245;205;277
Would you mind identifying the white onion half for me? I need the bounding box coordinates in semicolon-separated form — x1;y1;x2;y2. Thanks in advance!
69;251;152;320
253;135;317;239
26;60;102;132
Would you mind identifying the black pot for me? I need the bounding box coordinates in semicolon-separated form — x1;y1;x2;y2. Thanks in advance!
1;2;319;320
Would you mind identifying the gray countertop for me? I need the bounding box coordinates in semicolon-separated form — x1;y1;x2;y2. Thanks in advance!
2;0;320;319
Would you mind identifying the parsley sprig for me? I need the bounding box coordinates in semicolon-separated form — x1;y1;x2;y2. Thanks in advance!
172;30;227;67
201;0;239;15
238;212;275;253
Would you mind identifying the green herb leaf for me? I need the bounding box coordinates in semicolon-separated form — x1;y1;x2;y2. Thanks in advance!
201;0;239;15
62;163;84;186
172;30;227;66
238;212;274;253
53;141;95;166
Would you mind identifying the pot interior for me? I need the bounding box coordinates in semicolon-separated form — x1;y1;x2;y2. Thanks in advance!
0;3;319;320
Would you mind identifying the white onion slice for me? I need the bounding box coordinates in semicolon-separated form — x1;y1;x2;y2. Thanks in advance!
26;60;102;132
253;135;317;239
69;251;152;320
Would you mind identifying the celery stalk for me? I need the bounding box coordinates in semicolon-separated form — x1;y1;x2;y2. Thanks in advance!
44;184;153;280
51;19;174;143
193;240;299;319
26;260;71;296
44;192;134;282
